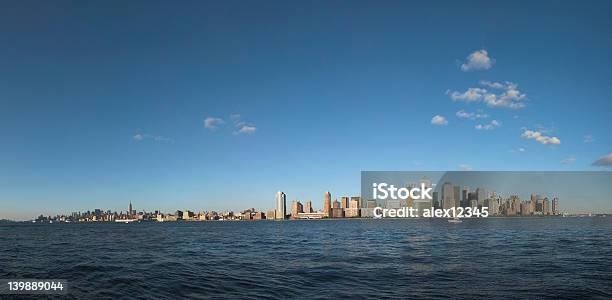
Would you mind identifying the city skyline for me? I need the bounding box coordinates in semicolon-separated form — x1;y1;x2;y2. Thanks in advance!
1;1;612;220
26;184;572;223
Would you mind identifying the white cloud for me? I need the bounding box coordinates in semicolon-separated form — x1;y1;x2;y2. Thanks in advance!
449;88;486;102
204;117;225;130
584;135;594;143
431;115;448;126
458;164;473;171
236;125;257;134
460;49;494;71
592;153;612;166
510;147;526;153
481;81;526;109
230;114;257;135
133;133;173;143
479;80;504;89
561;156;576;165
521;129;561;145
448;81;527;109
456;109;488;120
475;120;501;130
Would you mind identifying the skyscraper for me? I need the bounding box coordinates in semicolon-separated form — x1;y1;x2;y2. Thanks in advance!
453;185;461;208
291;200;303;219
341;197;349;209
128;201;133;217
552;197;559;215
476;188;487;207
275;191;286;220
442;182;454;209
323;191;332;218
304;201;313;213
462;186;469;207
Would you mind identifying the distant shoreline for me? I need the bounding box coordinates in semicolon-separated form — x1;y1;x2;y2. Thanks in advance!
4;214;610;224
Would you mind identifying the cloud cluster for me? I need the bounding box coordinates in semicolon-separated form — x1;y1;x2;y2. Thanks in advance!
456;109;488;120
592;153;612;166
133;133;173;143
448;81;527;109
475;120;501;130
204;117;225;130
460;50;494;71
204;114;257;135
521;129;561;145
230;114;257;135
431;115;448;126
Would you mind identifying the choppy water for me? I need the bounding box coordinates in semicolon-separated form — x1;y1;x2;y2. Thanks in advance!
1;218;611;299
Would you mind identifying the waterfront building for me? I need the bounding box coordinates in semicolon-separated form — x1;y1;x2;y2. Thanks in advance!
476;188;487;207
469;199;478;208
462;186;469;207
432;191;439;209
543;198;551;215
295;212;327;219
453;186;461;208
291;200;303;219
520;201;532;216
323;191;332;218
266;209;276;220
552;197;559;215
442;182;454;209
332;208;344;218
332;200;340;209
341;197;349;209
276;191;286;220
304;201;313;213
346;197;361;218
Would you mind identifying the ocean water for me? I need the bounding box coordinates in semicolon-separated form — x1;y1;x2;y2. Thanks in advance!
1;218;611;299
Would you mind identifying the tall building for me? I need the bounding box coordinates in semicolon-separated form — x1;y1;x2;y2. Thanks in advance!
346;197;361;218
552;197;559;215
332;200;340;209
462;186;469;207
405;183;416;208
414;178;433;216
291;200;303;219
432;191;439;209
476;188;487;207
304;201;313;213
543;198;551;215
453;186;461;208
275;191;286;220
128;201;133;217
341;197;349;209
323;191;332;218
266;209;276;220
442;182;454;209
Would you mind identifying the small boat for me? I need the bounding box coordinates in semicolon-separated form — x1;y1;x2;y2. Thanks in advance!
448;217;462;223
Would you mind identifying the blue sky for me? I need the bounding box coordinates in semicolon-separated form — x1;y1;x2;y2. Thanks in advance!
1;1;611;219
